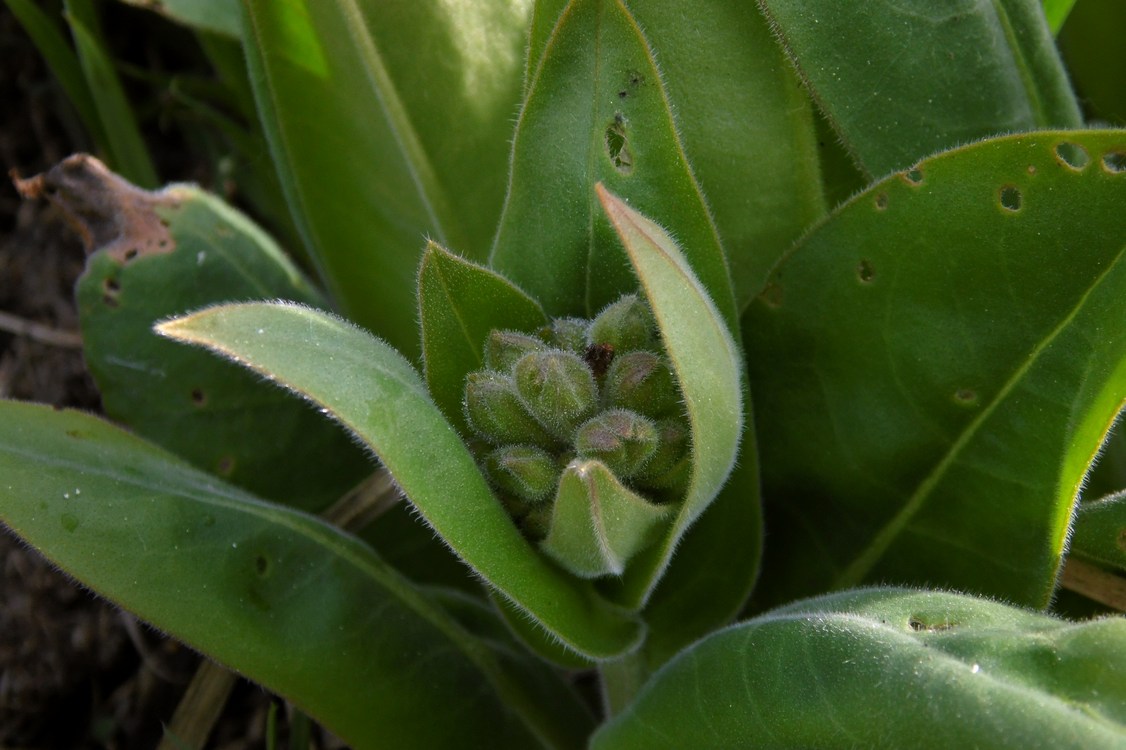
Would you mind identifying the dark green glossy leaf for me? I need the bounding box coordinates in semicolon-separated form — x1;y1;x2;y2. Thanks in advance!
746;130;1126;608
596;187;745;609
491;0;737;329
25;156;370;511
1059;0;1126;125
593;588;1126;749
1042;0;1078;34
418;241;548;435
157;302;644;659
64;0;158;187
0;401;588;749
241;0;530;357
1071;492;1126;573
759;0;1083;178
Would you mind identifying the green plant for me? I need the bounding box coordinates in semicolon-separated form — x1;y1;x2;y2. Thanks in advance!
3;0;1126;747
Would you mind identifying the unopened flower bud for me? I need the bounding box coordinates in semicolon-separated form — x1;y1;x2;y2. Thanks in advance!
588;294;657;351
484;445;560;503
540;317;589;354
484;330;546;372
574;409;659;479
634;417;692;494
513;350;598;440
604;351;678;417
464;371;555;446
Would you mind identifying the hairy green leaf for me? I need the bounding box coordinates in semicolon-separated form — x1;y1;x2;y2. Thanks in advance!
759;0;1083;178
241;0;530;357
594;588;1126;748
746;130;1126;608
491;0;737;329
157;302;643;659
1070;492;1126;574
596;187;746;609
0;401;589;749
418;241;548;435
20;156;371;511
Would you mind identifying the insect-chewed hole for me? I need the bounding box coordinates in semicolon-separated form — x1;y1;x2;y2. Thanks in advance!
999;185;1022;212
1102;150;1126;174
857;259;875;283
604;116;634;174
190;387;207;406
874;192;889;211
953;388;978;406
758;282;784;309
1055;142;1090;171
902;167;924;186
908;616;956;632
123;247;140;262
254;553;270;577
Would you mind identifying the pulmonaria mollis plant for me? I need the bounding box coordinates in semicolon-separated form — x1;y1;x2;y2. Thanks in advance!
3;1;1126;748
465;294;689;576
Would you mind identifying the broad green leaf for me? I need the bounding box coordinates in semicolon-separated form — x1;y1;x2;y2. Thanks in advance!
623;1;824;306
241;0;531;357
418;241;548;435
541;460;673;578
525;0;825;306
5;0;107;154
18;155;370;511
1070;492;1126;574
596;187;744;609
1042;0;1078;34
593;588;1126;749
157;302;644;659
745;130;1126;608
116;0;240;37
758;0;1083;178
0;401;590;749
64;0;158;187
490;0;737;330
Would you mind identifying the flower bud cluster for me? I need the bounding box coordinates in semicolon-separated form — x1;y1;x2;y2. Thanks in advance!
464;294;691;538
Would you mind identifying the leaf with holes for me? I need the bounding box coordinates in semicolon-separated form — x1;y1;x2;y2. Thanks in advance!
241;0;530;357
156;301;644;659
745;130;1126;609
593;587;1126;748
758;0;1082;178
526;0;825;307
490;0;737;330
17;155;371;512
0;401;591;749
418;241;548;435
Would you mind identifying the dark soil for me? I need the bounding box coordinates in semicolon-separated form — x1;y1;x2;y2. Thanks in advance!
0;6;293;748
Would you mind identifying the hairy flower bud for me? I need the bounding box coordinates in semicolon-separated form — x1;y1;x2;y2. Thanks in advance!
513;350;598;440
574;409;659;479
634;417;691;494
588;294;657;351
483;445;560;503
604;351;678;417
484;330;546;372
464;371;555;446
540;317;589;354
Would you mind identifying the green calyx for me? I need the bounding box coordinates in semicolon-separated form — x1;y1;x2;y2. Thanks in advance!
462;293;689;577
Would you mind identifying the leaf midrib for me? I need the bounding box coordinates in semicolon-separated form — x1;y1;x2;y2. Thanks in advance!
835;244;1126;588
